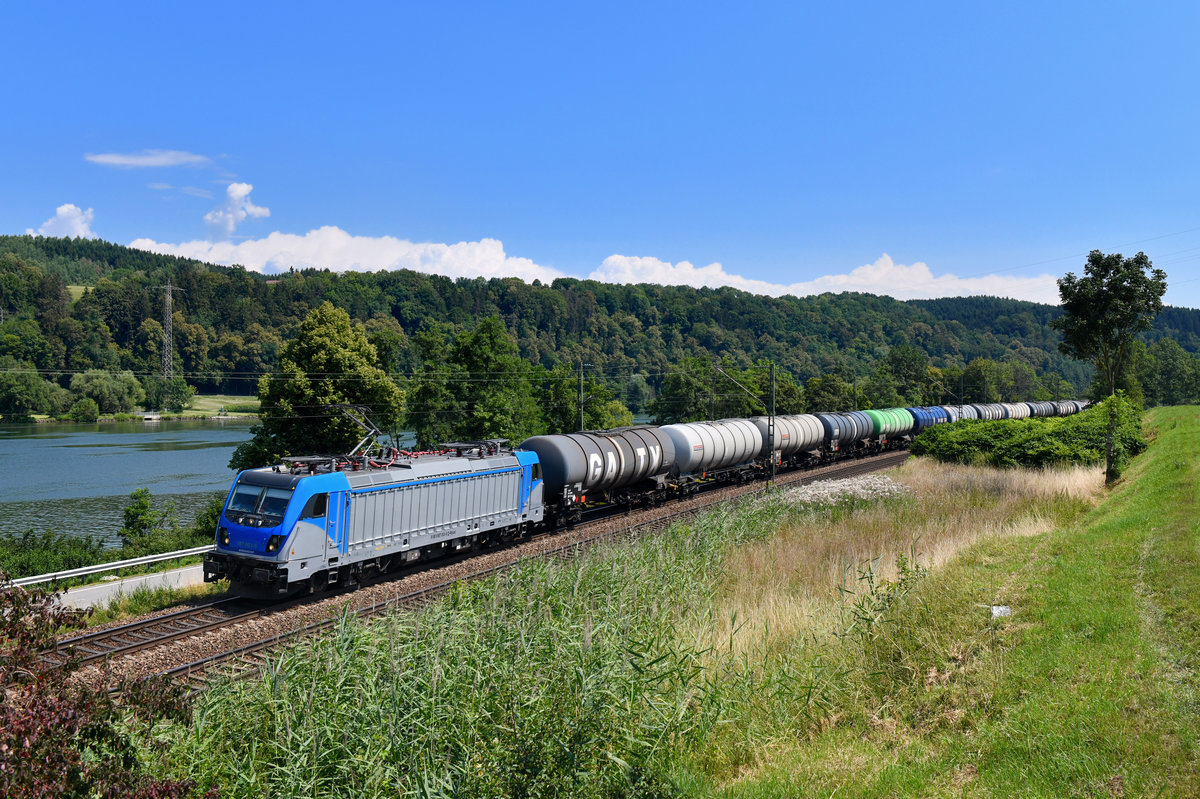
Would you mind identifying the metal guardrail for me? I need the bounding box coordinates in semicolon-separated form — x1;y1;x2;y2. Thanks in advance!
12;545;215;587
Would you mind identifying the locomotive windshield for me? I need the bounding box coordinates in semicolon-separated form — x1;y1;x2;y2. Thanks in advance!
226;484;294;525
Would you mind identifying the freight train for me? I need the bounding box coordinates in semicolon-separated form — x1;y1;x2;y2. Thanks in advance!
203;400;1086;596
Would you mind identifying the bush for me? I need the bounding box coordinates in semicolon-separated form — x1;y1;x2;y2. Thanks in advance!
119;489;222;558
911;397;1146;472
142;375;194;413
0;530;105;579
1;490;225;582
0;574;206;797
69;369;144;414
67;396;100;422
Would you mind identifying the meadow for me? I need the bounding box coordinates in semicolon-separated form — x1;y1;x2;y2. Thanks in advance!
146;405;1183;797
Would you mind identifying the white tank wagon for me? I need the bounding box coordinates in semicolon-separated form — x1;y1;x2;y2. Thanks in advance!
750;414;824;460
1002;402;1031;419
662;419;763;477
518;426;675;503
951;405;980;420
1025;401;1056;417
969;403;1007;421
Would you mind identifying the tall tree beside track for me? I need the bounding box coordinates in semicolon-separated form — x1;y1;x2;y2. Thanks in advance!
450;316;543;443
229;302;405;470
1053;250;1167;482
406;321;464;449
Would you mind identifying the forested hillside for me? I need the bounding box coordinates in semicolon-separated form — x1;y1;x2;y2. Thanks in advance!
3;235;1199;425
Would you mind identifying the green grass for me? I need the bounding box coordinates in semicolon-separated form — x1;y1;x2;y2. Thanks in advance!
180;393;259;417
719;405;1200;797
66;284;87;302
85;581;229;627
136;407;1200;797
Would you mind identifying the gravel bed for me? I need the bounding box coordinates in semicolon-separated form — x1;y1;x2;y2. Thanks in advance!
769;473;911;507
74;453;908;688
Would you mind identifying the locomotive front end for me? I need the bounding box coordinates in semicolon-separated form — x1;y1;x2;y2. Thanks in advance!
203;468;348;596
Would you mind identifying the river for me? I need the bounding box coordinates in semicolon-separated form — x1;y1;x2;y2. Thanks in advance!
0;419;254;547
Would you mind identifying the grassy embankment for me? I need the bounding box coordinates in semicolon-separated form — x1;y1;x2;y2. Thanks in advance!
711;406;1200;796
146;407;1192;797
129;406;1198;796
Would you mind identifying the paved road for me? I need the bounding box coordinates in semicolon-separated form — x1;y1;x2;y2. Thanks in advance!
59;564;206;609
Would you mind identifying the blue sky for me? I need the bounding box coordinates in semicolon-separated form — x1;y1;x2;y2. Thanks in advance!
4;1;1198;307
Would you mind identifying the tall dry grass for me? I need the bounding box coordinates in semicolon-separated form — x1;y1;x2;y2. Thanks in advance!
709;460;1103;657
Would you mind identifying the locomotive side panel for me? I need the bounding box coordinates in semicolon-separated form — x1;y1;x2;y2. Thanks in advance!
344;466;532;556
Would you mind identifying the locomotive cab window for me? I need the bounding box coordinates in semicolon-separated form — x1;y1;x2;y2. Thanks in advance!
258;488;292;522
228;486;262;514
300;493;328;519
531;463;541;481
225;483;294;524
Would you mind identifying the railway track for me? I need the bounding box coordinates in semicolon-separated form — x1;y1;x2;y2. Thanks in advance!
39;449;908;693
42;596;284;671
156;448;912;690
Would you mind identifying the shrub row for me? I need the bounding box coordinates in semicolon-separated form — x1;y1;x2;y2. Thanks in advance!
0;490;224;579
911;395;1146;472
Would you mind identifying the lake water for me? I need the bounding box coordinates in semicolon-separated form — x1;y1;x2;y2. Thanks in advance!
0;417;655;548
0;419;254;547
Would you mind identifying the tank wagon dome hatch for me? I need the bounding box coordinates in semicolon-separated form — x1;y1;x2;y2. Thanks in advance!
519;426;675;495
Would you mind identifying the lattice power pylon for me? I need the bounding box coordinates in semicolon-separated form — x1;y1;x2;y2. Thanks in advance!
158;279;184;379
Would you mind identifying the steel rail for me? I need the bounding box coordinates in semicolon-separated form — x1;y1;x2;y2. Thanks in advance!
158;450;912;689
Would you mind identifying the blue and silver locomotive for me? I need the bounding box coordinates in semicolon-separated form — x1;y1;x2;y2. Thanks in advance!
204;442;543;596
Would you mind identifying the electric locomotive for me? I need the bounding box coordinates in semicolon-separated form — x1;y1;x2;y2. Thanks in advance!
204;441;544;597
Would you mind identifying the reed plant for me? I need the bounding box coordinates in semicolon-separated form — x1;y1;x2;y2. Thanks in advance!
155;459;1104;798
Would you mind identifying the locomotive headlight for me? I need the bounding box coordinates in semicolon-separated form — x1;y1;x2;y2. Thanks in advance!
265;534;285;554
218;526;230;546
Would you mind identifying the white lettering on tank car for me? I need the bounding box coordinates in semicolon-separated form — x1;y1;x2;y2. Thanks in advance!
635;447;646;469
588;452;603;483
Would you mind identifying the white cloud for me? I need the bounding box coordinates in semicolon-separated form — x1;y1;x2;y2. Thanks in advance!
589;253;1061;304
148;182;174;190
180;186;214;199
85;149;211;168
126;222;1059;305
129;226;567;284
26;204;97;239
204;182;270;238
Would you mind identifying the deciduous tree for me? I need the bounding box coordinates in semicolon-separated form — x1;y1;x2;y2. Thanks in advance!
1053;250;1166;482
1054;251;1167;398
229;302;405;469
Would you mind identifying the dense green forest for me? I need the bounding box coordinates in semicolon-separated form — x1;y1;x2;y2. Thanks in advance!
3;235;1200;429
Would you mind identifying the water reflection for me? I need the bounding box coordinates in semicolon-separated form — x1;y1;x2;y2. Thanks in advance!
0;419;253;542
